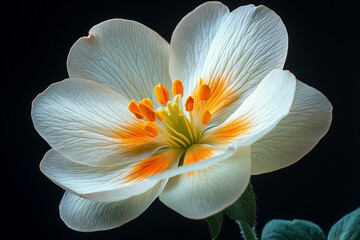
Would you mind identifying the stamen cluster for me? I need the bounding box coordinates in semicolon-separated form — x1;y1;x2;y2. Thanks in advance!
128;79;213;149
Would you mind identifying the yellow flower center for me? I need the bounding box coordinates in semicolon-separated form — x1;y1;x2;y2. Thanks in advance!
127;79;213;149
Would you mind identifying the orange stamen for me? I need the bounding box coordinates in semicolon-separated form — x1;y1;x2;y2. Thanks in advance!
128;100;144;119
155;111;165;121
198;84;211;101
138;102;156;122
184;96;195;112
201;110;212;125
172;79;184;97
143;121;159;137
141;98;154;109
154;83;170;106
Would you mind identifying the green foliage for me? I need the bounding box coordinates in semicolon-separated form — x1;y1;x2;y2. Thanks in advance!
237;220;257;240
260;208;360;240
261;219;325;240
328;208;360;240
206;213;223;240
206;181;358;240
206;183;256;239
224;183;256;227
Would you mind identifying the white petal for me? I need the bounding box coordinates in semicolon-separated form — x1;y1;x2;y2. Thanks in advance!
251;80;332;174
159;147;251;219
59;180;167;232
201;4;288;99
202;69;296;146
67;19;171;104
196;5;288;126
32;78;161;166
40;149;160;202
169;1;229;97
149;144;237;180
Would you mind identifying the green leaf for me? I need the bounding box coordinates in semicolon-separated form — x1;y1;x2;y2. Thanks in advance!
237;220;257;240
328;208;360;240
206;212;223;240
261;219;325;240
224;183;256;227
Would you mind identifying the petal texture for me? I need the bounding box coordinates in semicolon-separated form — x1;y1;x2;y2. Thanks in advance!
169;1;230;96
200;5;288;89
59;180;167;232
149;144;236;180
172;4;288;126
67;19;171;104
251;80;332;174
159;146;251;219
202;69;296;146
40;149;182;201
32;78;161;166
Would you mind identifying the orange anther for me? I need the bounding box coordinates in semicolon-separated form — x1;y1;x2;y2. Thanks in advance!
172;79;184;97
141;98;154;109
138;102;156;122
199;84;211;101
143;121;158;137
128;100;144;119
133;111;144;119
184;96;195;112
154;83;170;106
201;110;212;125
155;111;165;121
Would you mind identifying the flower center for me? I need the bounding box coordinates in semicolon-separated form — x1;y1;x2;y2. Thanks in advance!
128;79;213;149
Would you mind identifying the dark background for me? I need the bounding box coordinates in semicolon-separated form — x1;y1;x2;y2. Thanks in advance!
6;0;359;239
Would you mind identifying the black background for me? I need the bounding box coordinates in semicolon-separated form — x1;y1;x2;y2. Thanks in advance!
6;0;359;239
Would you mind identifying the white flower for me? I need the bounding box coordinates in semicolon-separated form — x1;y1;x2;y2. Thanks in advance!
32;2;332;232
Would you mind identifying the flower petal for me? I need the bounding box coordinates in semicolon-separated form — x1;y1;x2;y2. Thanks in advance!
67;19;171;104
149;144;237;180
159;147;251;219
59;180;167;232
195;5;288;126
40;149;182;201
32;78;162;166
251;80;332;174
202;69;296;147
169;1;230;97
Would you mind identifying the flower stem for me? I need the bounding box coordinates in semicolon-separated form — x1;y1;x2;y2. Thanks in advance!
237;220;257;240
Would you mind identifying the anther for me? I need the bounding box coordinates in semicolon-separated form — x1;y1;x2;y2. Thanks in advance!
128;100;144;119
201;110;212;125
184;96;195;112
155;111;165;121
199;84;211;101
172;79;184;97
154;83;170;106
143;121;158;137
141;98;154;109
138;102;156;122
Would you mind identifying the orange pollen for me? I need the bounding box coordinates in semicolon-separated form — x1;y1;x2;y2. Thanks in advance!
155;111;165;121
128;100;144;119
154;83;170;106
141;98;154;109
199;84;211;101
172;79;184;97
142;121;158;137
201;110;212;125
184;96;195;112
138;102;156;122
